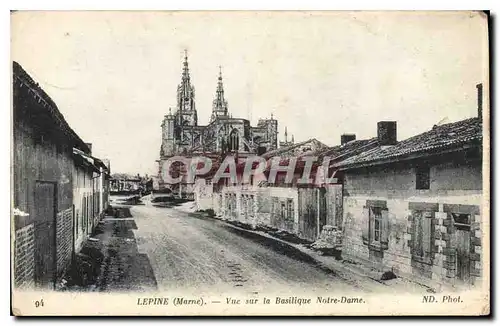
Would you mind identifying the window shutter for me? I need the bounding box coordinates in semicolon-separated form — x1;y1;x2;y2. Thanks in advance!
381;209;389;249
413;211;423;257
361;206;369;245
422;212;433;260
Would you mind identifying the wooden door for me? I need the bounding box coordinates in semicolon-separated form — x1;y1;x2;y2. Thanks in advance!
33;181;57;289
298;188;317;241
456;228;471;283
451;212;472;283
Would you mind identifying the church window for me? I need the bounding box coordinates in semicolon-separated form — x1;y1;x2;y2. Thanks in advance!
229;129;239;151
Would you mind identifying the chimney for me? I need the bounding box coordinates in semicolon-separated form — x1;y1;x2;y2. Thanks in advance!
377;121;397;146
476;83;483;120
85;143;92;155
341;134;356;145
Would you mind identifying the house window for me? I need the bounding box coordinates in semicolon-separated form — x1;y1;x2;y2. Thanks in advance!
370;207;383;243
286;199;294;220
416;165;430;190
363;200;388;250
452;213;471;231
75;210;79;237
281;202;286;219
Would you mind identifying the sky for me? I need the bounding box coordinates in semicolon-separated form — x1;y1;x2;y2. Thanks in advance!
11;11;488;175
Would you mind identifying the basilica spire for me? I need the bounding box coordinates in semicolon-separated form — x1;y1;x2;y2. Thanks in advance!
211;65;229;122
176;49;197;125
182;50;190;83
179;50;192;100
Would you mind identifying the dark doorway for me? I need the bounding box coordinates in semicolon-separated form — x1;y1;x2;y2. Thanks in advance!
318;187;327;235
453;213;472;283
34;181;57;289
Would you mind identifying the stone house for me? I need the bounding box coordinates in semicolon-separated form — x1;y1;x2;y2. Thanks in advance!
256;136;381;243
336;115;483;286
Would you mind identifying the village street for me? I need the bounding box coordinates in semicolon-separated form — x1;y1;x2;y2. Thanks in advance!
95;198;362;294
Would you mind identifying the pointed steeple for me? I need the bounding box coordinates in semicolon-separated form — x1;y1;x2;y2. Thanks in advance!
211;65;229;122
279;127;295;148
176;49;197;125
181;49;191;95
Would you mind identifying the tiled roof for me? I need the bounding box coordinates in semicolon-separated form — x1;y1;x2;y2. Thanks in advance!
261;138;328;159
73;148;110;172
318;138;379;162
73;148;100;172
335;117;482;169
13;61;90;154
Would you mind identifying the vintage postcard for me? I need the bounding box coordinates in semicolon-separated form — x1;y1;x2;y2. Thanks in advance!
10;11;490;316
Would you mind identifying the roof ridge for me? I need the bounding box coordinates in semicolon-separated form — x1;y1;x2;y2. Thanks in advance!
432;116;479;129
336;117;482;169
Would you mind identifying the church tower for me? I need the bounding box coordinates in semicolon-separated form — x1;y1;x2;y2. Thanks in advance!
176;50;197;126
210;66;229;122
161;108;176;157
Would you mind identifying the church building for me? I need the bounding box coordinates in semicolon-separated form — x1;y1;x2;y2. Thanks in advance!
157;52;282;189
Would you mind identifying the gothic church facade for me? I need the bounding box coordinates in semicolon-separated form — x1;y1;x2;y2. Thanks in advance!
159;53;279;161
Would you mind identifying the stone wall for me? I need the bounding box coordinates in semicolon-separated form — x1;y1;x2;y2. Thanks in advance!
221;185;260;225
217;184;345;243
220;186;300;232
56;207;74;277
14;223;35;288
